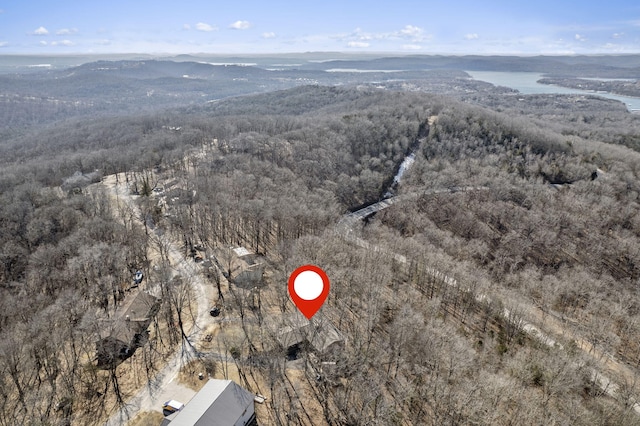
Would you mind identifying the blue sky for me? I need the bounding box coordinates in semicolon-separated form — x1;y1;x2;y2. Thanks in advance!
1;0;639;54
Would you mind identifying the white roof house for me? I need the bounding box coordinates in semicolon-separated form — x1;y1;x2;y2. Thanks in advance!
161;379;256;426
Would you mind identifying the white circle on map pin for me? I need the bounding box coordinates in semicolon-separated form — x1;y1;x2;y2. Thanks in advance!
293;270;324;300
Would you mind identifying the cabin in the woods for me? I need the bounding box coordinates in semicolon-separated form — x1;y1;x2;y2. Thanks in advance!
214;246;265;289
270;312;344;360
95;290;160;368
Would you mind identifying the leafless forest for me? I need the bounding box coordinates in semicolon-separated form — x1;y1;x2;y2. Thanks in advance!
2;57;640;425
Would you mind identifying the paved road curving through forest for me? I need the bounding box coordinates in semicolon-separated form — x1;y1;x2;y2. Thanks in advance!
341;184;640;416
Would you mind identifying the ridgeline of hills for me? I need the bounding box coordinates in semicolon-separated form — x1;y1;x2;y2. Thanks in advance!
0;58;473;132
4;53;640;76
299;54;640;77
3;54;639;136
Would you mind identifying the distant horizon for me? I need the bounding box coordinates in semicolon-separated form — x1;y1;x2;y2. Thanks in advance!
3;51;640;58
1;1;639;55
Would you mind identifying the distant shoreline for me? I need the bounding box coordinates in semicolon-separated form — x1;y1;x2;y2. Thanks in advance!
538;76;640;100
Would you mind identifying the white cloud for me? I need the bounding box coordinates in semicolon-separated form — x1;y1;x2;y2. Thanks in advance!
40;39;75;47
465;33;479;40
612;32;624;39
51;40;74;46
386;25;430;42
348;28;371;41
575;33;586;42
262;32;276;39
332;25;431;50
183;24;191;30
96;39;111;45
32;26;49;36
229;20;251;30
0;41;8;47
399;25;423;39
56;28;78;35
196;22;216;32
347;41;370;48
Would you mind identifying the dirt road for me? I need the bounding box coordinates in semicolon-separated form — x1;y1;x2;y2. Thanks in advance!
102;173;215;426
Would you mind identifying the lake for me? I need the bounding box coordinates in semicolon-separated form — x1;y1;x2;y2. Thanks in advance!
467;71;640;112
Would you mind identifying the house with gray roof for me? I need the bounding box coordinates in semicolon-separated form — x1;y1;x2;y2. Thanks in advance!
95;290;160;368
269;312;344;359
213;246;265;289
161;379;256;426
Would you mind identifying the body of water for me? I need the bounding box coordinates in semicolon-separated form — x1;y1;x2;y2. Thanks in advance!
467;71;640;112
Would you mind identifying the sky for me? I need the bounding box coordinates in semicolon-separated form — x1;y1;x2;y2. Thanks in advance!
1;0;640;55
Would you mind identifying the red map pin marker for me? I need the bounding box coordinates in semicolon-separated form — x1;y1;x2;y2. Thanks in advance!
288;265;330;319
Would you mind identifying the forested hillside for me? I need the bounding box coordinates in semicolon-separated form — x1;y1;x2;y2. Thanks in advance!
2;61;640;425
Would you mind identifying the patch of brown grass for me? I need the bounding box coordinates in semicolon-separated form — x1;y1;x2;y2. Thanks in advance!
127;411;165;426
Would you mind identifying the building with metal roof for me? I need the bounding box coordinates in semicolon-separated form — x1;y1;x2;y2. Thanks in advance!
161;379;256;426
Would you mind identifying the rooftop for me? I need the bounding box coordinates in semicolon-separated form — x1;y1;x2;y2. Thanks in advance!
99;290;160;341
164;379;255;425
269;312;344;355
